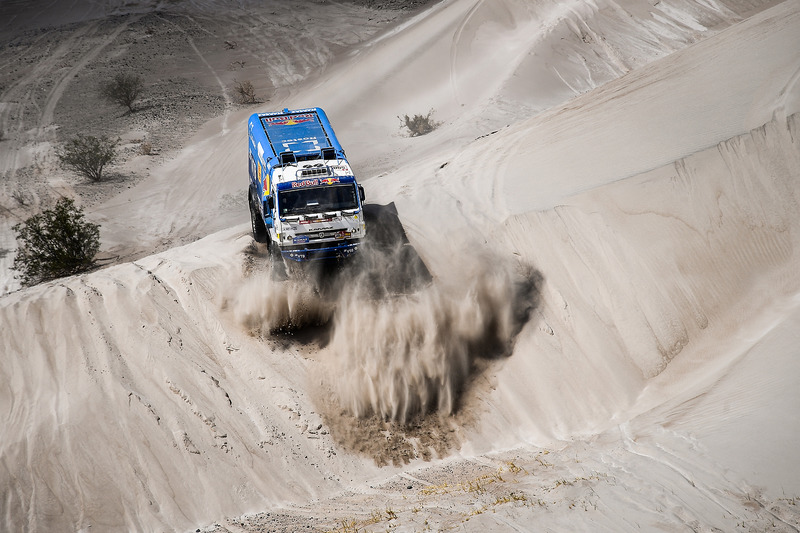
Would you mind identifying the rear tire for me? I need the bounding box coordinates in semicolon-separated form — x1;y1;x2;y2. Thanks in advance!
249;192;268;243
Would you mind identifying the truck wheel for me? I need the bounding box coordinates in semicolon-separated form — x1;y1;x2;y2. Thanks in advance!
249;193;268;243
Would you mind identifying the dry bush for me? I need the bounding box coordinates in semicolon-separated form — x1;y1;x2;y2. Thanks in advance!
399;109;441;137
234;79;258;104
100;72;144;113
11;188;31;207
57;134;118;182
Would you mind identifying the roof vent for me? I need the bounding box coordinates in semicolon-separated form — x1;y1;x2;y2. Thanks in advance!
279;151;296;165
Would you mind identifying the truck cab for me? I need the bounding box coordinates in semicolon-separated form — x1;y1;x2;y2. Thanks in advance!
248;107;366;264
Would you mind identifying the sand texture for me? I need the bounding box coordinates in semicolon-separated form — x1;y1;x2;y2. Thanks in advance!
1;0;799;531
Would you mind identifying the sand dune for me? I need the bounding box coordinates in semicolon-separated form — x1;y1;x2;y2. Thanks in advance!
1;0;799;531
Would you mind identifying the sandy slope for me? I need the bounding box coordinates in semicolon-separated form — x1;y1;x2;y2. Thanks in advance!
2;0;800;531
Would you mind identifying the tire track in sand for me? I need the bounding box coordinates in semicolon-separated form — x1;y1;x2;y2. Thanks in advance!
0;17;136;179
39;17;137;134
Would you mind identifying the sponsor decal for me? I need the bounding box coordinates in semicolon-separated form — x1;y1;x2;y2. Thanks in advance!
293;235;310;244
335;231;351;239
291;177;341;188
263;113;315;126
291;178;319;188
281;137;320;145
299;219;332;225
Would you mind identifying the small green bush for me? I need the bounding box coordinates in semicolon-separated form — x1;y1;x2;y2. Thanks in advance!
57;134;118;182
12;197;101;286
399;109;441;137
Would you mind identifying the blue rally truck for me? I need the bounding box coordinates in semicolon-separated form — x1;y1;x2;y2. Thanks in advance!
248;107;366;264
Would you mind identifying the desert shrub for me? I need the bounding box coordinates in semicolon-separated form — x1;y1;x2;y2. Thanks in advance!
11;188;31;207
233;79;258;104
57;134;118;182
101;72;144;113
12;197;100;286
399;109;441;137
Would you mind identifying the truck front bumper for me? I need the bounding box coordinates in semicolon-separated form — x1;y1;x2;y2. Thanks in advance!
281;239;361;262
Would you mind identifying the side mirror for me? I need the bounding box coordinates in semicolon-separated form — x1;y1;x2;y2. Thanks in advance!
358;185;365;202
267;196;274;211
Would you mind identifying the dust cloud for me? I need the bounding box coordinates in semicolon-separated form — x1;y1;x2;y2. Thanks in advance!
222;240;336;337
226;265;334;336
226;205;540;431
325;257;538;423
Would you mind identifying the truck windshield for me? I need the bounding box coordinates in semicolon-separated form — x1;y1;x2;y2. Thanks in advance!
279;184;358;216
